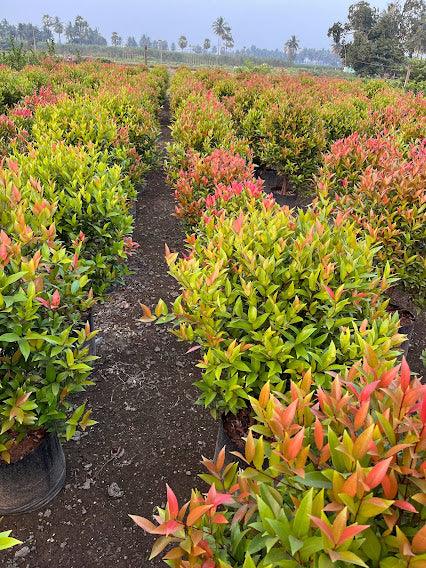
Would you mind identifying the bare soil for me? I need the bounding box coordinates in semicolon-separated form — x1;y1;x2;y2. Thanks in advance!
4;104;216;568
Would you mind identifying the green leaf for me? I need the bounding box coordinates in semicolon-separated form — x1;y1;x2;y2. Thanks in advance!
289;535;304;556
293;472;332;489
335;551;368;567
242;555;257;568
0;333;20;342
293;488;313;538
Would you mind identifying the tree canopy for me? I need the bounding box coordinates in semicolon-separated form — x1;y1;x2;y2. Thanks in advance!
328;0;425;76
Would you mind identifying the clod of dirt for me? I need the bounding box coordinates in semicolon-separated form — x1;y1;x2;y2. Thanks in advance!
14;547;31;559
107;482;124;499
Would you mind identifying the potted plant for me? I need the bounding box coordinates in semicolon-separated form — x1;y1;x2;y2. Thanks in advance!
131;355;426;567
0;168;96;514
150;199;404;453
317;132;426;304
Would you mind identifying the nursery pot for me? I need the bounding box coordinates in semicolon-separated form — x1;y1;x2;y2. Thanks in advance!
387;302;415;359
214;413;249;467
0;432;66;515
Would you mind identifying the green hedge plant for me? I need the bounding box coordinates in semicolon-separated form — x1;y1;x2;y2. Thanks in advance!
0;164;96;462
153;200;402;418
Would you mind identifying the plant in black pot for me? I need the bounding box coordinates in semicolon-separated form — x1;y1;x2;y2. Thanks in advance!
149;197;405;457
0;168;97;514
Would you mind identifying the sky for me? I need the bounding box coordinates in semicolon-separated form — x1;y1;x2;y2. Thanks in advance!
2;0;391;50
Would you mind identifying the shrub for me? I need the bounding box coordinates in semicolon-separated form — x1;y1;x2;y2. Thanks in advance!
0;114;28;157
202;180;273;224
317;133;426;301
173;149;258;227
154;201;402;417
133;356;426;567
167;92;250;179
0;165;96;462
242;89;326;192
15;142;136;295
97;90;160;174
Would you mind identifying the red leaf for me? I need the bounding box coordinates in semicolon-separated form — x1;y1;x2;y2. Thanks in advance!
187;504;213;526
166;484;179;518
337;524;369;546
393;500;418;513
379;366;399;388
51;290;61;309
360;380;380;403
152;519;183;536
211;513;228;525
282;399;298;429
232;211;244;234
400;357;410;391
288;427;305;460
421;395;426;426
314;418;324;450
325;286;335;300
310;515;334;543
412;524;426;554
365;457;393;490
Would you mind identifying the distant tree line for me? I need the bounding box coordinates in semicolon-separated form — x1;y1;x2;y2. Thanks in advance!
0;13;340;68
328;0;426;77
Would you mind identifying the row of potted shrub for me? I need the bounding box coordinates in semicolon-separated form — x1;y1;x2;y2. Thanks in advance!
168;68;426;302
131;70;425;566
0;62;168;513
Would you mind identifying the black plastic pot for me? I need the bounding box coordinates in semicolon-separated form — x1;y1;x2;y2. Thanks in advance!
214;418;246;468
388;302;415;359
0;433;66;514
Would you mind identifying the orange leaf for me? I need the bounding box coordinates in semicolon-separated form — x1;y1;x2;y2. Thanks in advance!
412;524;426;554
365;457;393;490
186;504;213;527
166;484;179;518
288;427;305;460
129;515;157;533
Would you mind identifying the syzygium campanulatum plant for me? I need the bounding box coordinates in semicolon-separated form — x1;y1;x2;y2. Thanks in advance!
173;149;258;227
317;133;426;302
131;355;426;567
166;91;250;180
0;164;96;463
152;200;403;417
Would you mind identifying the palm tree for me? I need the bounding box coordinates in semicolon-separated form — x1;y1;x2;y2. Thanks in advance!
203;38;211;52
212;16;231;55
53;17;64;44
284;35;300;64
111;32;122;46
178;35;188;51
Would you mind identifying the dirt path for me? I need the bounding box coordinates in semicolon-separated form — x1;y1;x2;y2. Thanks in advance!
5;105;216;568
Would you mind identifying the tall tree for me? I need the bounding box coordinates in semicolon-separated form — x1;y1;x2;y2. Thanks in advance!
203;38;211;51
178;35;188;51
212;16;232;55
139;34;152;48
126;36;138;47
284;35;300;63
53;17;64;44
328;0;423;77
111;32;122;46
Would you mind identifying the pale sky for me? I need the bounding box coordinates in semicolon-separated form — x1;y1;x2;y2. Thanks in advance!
1;0;391;50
